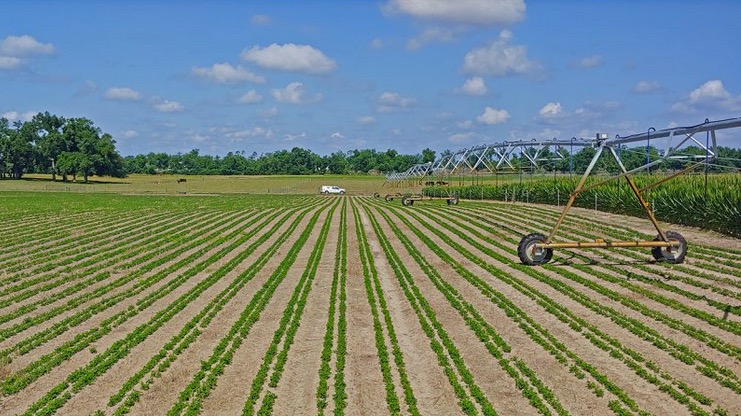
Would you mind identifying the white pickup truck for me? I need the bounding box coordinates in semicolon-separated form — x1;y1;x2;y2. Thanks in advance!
320;185;346;195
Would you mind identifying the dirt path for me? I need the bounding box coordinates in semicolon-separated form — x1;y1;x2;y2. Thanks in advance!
342;203;387;415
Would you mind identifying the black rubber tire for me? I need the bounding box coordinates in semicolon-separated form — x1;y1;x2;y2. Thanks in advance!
340;191;345;195
401;196;414;206
374;192;380;198
385;194;394;202
446;197;459;205
517;233;553;266
323;191;329;195
651;231;687;264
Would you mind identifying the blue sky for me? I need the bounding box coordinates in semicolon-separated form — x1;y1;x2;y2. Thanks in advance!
2;0;740;157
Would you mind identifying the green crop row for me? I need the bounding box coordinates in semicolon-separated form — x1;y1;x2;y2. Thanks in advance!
316;199;348;415
363;203;501;415
18;202;325;416
350;200;420;416
3;208;276;397
108;204;317;415
423;203;732;413
164;202;327;416
250;203;338;415
408;202;715;415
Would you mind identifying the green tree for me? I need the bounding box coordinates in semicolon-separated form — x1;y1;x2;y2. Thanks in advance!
0;119;35;179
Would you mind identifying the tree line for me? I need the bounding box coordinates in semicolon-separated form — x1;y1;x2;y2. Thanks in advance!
122;147;438;176
2;112;739;181
0;112;124;181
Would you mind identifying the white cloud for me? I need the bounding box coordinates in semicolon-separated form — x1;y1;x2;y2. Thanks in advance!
463;30;539;76
2;110;37;122
153;99;184;113
689;80;731;102
457;120;475;129
539;102;563;119
250;14;271;25
241;43;336;75
284;132;307;142
407;27;458;50
192;63;265;84
635;81;660;93
271;82;322;104
225;126;273;140
383;0;526;26
576;55;603;68
358;116;376;124
260;107;279;117
377;91;415;112
461;77;487;95
0;35;54;56
477;106;510;125
448;132;476;144
331;132;345;140
122;130;138;138
0;56;22;69
671;80;741;113
237;89;263;104
104;87;142;101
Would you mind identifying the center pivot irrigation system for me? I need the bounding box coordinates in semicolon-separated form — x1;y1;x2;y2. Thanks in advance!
382;137;593;205
383;116;741;265
517;117;741;265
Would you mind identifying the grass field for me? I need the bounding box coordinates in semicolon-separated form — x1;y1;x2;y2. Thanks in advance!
0;174;388;195
0;190;739;415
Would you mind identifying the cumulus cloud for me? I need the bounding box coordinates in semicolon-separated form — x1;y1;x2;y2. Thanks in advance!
671;80;741;113
104;87;142;101
377;91;415;112
0;56;22;69
271;82;322;104
121;130;138;138
225;126;273;140
383;0;526;26
0;35;54;70
635;81;661;93
461;77;487;96
477;106;510;124
241;43;336;75
237;89;263;104
576;54;603;68
539;102;563;119
153;99;184;113
463;30;540;76
192;63;265;84
2;110;37;122
448;132;476;144
407;27;458;50
331;132;345;140
284;132;307;142
0;35;54;56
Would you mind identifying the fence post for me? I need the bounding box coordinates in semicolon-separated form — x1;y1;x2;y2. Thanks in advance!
594;194;597;211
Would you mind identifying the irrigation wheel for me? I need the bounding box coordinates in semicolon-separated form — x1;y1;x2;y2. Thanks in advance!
373;192;380;198
401;196;414;206
385;194;394;202
651;231;687;264
446;196;459;205
517;233;553;266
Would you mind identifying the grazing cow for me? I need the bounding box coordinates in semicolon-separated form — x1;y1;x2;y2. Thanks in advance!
177;178;187;183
